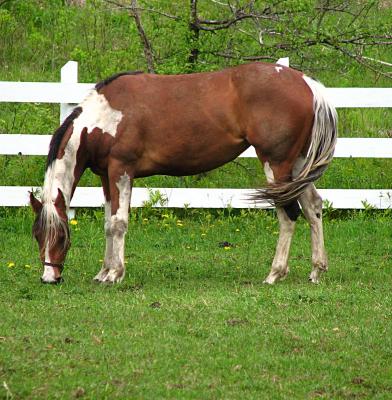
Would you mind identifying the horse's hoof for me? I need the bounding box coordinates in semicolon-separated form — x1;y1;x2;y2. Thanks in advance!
93;277;117;285
100;269;124;284
40;276;64;285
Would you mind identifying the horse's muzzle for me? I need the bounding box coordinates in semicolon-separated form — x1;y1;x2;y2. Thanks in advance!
40;276;64;284
41;262;64;284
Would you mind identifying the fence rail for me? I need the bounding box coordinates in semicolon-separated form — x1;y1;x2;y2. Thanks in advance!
1;135;391;158
1;61;391;209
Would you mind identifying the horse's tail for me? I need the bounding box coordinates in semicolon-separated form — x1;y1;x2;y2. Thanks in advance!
253;76;338;207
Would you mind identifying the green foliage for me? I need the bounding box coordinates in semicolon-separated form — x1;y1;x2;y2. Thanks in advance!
1;0;390;82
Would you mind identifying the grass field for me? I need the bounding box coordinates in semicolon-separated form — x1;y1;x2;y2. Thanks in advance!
1;209;391;399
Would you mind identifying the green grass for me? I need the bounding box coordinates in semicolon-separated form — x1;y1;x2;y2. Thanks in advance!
1;209;391;399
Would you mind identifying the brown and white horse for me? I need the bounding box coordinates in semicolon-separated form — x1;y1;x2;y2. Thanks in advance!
30;62;337;285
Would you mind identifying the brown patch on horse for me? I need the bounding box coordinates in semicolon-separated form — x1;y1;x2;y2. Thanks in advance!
54;189;67;221
82;128;116;175
30;191;42;214
98;68;251;178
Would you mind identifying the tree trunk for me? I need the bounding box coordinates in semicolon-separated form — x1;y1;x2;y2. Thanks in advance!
130;0;155;73
188;0;199;68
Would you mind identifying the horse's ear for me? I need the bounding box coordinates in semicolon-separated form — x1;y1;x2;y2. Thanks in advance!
54;189;67;220
29;191;42;214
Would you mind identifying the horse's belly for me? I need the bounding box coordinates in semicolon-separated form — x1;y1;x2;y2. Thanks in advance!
135;138;249;177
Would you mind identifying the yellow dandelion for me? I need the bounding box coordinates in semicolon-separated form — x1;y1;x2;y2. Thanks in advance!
24;264;31;269
235;228;240;232
177;222;183;227
7;262;15;268
224;246;231;251
70;219;78;226
201;233;206;237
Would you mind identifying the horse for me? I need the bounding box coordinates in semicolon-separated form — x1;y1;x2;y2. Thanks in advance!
30;62;337;285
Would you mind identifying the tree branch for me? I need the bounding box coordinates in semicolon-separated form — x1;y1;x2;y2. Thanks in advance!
130;0;155;73
104;0;155;73
188;0;200;66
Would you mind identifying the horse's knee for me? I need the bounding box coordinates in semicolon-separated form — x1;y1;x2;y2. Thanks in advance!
110;216;128;236
104;220;112;236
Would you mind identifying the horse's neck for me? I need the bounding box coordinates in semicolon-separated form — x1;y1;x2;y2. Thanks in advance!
42;133;85;209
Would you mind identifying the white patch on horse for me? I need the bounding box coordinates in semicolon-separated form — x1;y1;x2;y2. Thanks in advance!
76;90;123;137
264;208;295;284
275;66;283;73
43;132;81;206
104;200;113;263
41;245;56;282
111;173;131;264
42;265;57;282
43;90;123;207
263;161;275;183
101;173;131;283
94;200;113;281
115;174;131;223
298;184;327;284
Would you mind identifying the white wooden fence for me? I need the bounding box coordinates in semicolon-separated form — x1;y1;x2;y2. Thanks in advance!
0;60;391;209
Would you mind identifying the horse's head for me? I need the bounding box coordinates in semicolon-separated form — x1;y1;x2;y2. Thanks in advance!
30;189;70;284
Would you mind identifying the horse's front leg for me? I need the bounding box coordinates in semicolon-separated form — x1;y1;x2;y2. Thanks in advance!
94;200;114;282
96;169;132;283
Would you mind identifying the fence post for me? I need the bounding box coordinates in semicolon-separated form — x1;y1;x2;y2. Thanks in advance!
60;61;78;124
276;57;289;67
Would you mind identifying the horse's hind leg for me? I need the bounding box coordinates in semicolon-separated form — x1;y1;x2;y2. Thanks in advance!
262;161;299;284
264;207;297;284
299;184;327;283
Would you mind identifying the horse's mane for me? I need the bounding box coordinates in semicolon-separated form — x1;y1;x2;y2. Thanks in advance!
46;106;83;170
95;71;144;91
